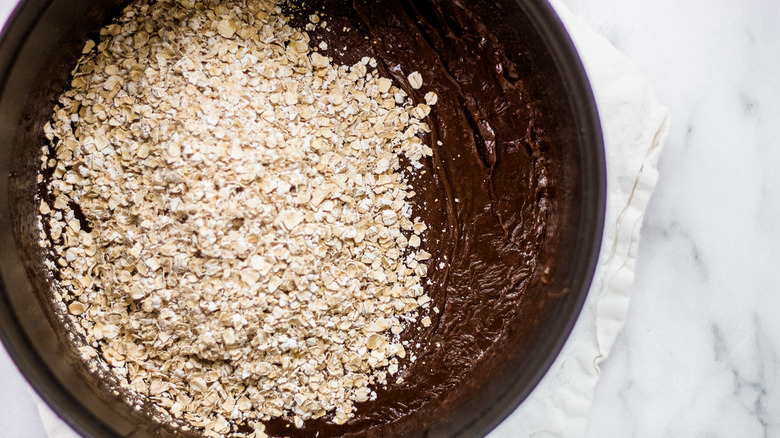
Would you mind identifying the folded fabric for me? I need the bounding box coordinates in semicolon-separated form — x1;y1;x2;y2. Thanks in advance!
37;1;669;436
488;1;669;436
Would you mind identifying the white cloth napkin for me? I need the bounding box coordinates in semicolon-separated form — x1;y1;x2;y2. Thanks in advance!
489;1;669;437
37;1;669;436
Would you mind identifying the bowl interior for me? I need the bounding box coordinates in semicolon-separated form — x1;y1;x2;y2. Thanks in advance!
0;0;605;437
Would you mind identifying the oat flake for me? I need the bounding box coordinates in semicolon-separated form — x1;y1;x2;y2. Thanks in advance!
36;0;438;436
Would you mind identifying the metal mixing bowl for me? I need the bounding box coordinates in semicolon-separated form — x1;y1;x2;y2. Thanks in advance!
0;0;605;436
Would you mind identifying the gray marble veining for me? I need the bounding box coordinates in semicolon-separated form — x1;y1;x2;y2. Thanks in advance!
560;0;780;437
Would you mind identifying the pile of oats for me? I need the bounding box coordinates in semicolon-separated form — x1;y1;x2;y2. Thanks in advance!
37;0;436;436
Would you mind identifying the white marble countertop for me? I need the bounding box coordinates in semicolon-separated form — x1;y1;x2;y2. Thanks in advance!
2;0;777;436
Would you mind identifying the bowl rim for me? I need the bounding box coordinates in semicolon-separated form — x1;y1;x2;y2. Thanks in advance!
454;0;606;435
0;2;130;437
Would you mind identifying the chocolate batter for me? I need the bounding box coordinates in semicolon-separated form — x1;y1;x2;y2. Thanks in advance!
266;0;551;436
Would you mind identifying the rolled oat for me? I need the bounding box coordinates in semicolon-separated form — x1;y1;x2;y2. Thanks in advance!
37;0;437;436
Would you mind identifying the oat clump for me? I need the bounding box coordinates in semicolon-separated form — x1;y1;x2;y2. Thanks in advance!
37;0;435;436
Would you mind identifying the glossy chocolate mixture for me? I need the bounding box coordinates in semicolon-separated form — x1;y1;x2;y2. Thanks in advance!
265;0;551;436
